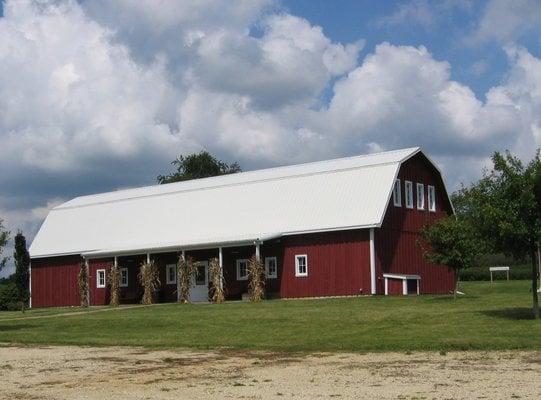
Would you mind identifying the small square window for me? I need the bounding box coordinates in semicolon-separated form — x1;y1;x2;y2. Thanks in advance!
96;269;106;288
295;255;308;277
120;267;128;287
265;257;278;279
404;181;413;209
416;183;425;210
428;185;436;212
166;264;177;285
236;259;249;281
393;179;401;207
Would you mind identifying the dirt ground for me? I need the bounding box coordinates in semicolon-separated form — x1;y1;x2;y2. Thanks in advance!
0;345;540;399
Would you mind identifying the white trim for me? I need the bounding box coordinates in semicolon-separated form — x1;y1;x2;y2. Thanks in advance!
295;254;308;277
265;256;278;279
166;263;177;285
370;228;376;295
416;183;425;210
119;267;128;287
96;269;106;288
29;260;32;309
382;273;421;280
393;179;401;207
402;279;408;295
146;253;151;264
427;185;436;212
236;259;249;281
404;180;413;209
384;277;388;296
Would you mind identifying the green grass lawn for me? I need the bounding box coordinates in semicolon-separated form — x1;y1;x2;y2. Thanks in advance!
0;281;539;352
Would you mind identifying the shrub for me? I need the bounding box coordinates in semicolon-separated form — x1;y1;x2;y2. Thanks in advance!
0;279;18;311
247;255;265;302
209;257;225;303
108;263;121;306
77;262;89;307
138;261;160;305
178;256;195;303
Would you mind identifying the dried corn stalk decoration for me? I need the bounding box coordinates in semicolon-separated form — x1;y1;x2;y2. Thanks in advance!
77;261;90;307
209;257;225;303
108;263;121;306
178;255;195;303
138;261;160;305
248;255;265;302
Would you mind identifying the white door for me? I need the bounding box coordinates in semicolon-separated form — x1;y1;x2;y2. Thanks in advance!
189;261;209;302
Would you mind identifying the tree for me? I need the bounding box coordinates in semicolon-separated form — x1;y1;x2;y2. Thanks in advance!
420;217;481;299
157;151;241;184
0;219;9;271
13;232;30;312
463;150;541;318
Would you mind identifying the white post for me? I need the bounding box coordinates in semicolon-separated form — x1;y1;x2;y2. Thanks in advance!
417;279;420;295
384;277;388;296
255;241;261;261
218;247;224;290
402;279;408;295
146;253;151;264
114;256;118;268
29;260;32;309
369;228;376;295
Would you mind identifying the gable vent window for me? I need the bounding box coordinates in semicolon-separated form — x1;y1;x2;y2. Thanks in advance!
417;183;425;210
393;179;402;207
428;185;436;212
404;181;413;209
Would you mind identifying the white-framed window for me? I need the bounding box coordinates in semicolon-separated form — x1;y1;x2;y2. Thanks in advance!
295;255;308;277
120;267;128;287
404;180;413;209
96;269;106;288
416;183;425;210
166;264;177;285
265;257;278;279
428;185;436;212
236;259;249;281
393;179;401;207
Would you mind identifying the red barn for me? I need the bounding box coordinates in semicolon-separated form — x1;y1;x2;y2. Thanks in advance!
29;147;454;307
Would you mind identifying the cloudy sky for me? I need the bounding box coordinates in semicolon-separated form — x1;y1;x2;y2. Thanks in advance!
1;0;541;276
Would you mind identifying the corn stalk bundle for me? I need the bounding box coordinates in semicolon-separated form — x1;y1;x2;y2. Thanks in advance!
77;262;89;307
248;255;265;302
177;256;195;303
138;261;160;305
108;263;121;306
209;257;225;303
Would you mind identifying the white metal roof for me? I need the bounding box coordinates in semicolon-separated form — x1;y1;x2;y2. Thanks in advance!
30;147;425;258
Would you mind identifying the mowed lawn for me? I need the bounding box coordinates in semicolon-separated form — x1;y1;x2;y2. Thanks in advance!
0;281;539;352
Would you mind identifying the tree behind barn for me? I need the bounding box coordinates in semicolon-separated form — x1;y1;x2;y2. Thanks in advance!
0;219;9;271
157;151;241;184
460;151;541;319
13;232;30;312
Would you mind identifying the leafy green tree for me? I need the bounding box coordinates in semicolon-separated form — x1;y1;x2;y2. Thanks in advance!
157;151;241;184
420;217;481;298
13;232;30;312
0;219;9;271
463;151;541;318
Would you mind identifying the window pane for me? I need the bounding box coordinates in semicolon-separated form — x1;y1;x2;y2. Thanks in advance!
195;265;206;285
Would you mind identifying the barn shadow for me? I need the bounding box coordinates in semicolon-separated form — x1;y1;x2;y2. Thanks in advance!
480;307;535;320
0;323;36;331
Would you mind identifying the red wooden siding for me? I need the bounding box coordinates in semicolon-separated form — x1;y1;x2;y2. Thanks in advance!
280;230;371;298
376;153;455;294
387;278;404;295
31;256;82;308
88;258;113;306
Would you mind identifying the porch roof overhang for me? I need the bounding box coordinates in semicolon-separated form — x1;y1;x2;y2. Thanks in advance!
79;232;282;259
382;273;421;280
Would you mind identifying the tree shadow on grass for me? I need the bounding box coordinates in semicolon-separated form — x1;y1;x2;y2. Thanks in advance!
481;308;536;320
0;324;35;332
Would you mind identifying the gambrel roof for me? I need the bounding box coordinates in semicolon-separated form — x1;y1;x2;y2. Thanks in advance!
30;147;444;258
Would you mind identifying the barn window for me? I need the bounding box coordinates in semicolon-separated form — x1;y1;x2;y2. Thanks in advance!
265;257;277;279
120;267;128;287
236;259;249;280
166;264;177;285
428;185;436;212
404;180;413;209
393;179;401;207
295;255;308;277
96;269;106;288
416;183;425;210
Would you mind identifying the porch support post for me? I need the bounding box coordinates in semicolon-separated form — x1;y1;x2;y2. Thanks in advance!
85;258;90;306
402;279;408;295
218;247;224;290
369;228;376;295
177;250;185;303
255;241;261;261
384;277;388;296
114;256;118;268
146;253;151;264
